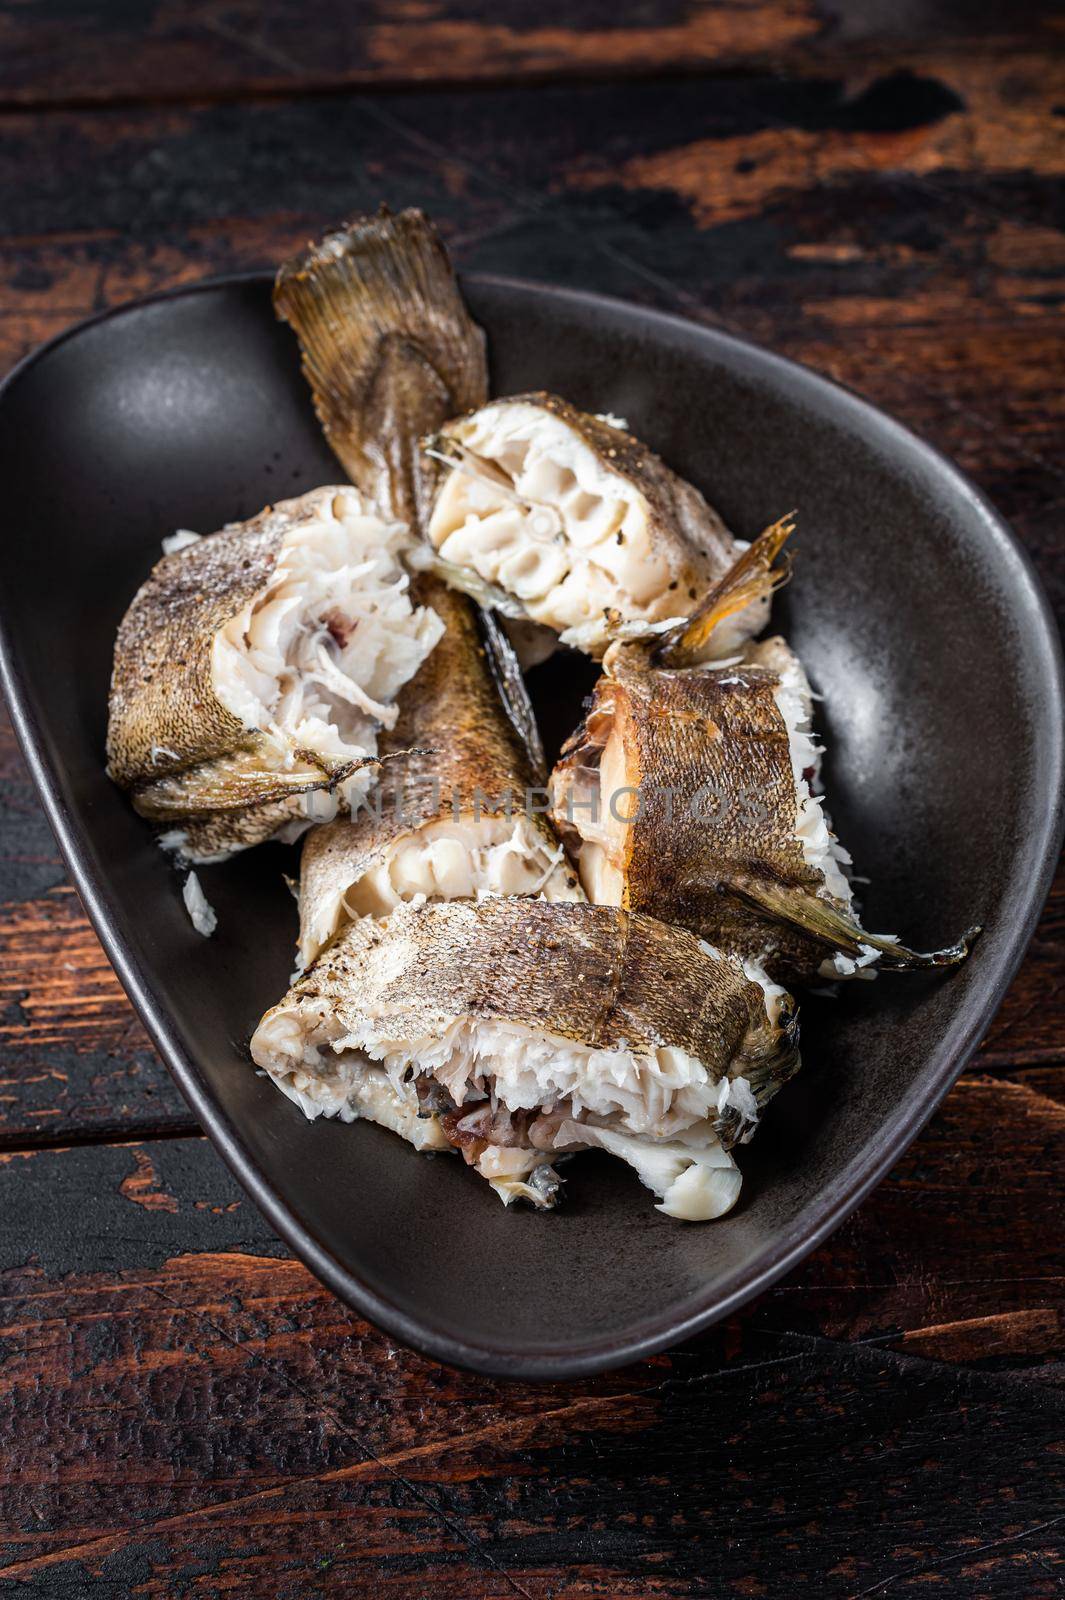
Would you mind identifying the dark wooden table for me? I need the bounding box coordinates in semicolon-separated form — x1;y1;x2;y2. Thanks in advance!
0;4;1062;1594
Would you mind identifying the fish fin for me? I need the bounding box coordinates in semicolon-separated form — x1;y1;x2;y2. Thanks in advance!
726;874;979;970
132;745;379;820
274;207;487;526
716;986;802;1148
478;608;547;781
655;514;795;667
407;543;532;622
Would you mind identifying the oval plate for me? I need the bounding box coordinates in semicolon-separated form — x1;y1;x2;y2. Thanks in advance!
0;275;1061;1379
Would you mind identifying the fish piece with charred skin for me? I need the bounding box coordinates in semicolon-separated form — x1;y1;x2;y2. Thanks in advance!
251;898;800;1219
421;391;763;659
550;523;978;983
105;486;444;862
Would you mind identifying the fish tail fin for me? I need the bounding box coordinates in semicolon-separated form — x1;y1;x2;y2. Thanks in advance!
727;874;979;971
657;513;795;666
274;207;487;525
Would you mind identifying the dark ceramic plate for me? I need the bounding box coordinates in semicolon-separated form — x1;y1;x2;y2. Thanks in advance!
1;275;1061;1379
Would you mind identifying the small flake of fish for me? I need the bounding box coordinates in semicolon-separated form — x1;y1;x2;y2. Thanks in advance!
182;871;217;937
161;528;202;555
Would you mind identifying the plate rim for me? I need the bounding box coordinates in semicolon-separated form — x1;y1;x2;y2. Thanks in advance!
1;269;1062;1379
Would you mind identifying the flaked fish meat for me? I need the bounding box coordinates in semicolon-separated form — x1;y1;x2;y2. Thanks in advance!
422;392;763;658
252;898;799;1218
106;486;443;860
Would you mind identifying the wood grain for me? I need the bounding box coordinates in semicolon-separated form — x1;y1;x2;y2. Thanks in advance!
5;0;1062;110
0;0;817;105
0;1134;1057;1595
0;713;191;1143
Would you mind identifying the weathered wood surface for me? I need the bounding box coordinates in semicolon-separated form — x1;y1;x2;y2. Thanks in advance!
2;0;1061;107
0;1129;1059;1597
0;4;1061;1593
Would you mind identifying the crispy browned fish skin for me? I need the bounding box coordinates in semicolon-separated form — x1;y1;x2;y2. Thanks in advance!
424;391;739;641
106;489;372;855
551;635;976;982
275;207;487;529
262;898;800;1147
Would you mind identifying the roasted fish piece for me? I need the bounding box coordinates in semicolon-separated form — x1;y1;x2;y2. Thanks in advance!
297;579;581;969
106;486;444;861
274;208;581;970
422;392;764;658
551;525;977;982
251;898;800;1219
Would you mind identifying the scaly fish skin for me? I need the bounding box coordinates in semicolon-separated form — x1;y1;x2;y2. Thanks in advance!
251;898;801;1215
107;486;441;860
552;638;828;978
291;900;792;1092
107;504;284;793
274;207;487;529
551;632;976;982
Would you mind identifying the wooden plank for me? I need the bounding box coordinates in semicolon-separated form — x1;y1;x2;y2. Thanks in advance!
764;1073;1065;1357
0;0;818;105
0;710;194;1142
0;1133;1057;1594
3;0;1061;109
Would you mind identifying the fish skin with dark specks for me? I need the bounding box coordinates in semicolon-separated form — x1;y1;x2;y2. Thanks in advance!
258;898;801;1150
552;606;977;984
105;489;378;860
552;635;836;980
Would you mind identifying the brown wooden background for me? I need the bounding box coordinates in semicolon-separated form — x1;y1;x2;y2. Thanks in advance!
0;2;1062;1594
